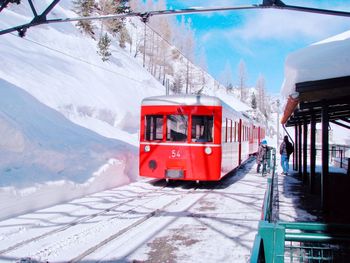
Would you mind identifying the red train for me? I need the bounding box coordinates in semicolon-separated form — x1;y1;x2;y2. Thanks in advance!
139;95;265;181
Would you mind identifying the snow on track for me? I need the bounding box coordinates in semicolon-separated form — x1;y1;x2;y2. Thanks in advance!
0;159;268;262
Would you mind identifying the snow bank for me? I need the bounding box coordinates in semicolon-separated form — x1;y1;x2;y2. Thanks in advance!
0;0;164;220
0;79;140;220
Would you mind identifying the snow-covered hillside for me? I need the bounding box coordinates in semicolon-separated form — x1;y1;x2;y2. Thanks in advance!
0;0;263;220
0;0;167;219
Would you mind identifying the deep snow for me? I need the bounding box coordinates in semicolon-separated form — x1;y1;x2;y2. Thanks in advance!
0;0;349;250
281;30;350;98
0;0;258;221
0;0;165;220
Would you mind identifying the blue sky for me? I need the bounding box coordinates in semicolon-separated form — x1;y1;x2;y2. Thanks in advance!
164;0;350;94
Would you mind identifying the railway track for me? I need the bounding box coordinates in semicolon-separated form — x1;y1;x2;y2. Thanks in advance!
70;181;201;262
0;179;171;255
1;179;200;262
0;158;265;262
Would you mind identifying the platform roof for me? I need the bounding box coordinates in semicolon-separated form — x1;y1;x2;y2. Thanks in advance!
285;75;350;127
281;30;350;127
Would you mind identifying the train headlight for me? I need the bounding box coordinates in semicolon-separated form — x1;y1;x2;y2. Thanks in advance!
144;145;151;152
204;146;212;155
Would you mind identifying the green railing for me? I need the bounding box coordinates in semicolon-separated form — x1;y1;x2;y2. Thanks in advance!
261;147;276;222
252;222;350;262
250;149;350;263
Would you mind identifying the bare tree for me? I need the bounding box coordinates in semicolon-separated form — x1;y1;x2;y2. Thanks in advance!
256;74;266;115
219;61;233;92
73;0;96;38
178;17;195;94
238;59;247;102
197;49;209;93
172;72;184;94
129;0;145;12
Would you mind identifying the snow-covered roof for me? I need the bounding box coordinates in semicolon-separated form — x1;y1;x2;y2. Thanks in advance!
281;30;350;98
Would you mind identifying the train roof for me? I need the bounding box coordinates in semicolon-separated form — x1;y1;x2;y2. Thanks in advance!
142;95;249;118
142;95;264;126
142;95;223;107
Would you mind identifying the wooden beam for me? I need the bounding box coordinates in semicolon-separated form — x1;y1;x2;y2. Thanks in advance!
330;120;350;129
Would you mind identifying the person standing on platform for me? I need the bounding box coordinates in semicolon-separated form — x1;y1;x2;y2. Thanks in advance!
257;139;268;174
280;135;294;175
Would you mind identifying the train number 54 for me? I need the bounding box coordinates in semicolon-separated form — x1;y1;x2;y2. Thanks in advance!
170;149;181;158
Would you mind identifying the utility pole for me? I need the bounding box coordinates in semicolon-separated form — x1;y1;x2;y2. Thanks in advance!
143;22;146;67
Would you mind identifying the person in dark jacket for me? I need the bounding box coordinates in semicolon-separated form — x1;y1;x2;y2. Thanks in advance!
257;139;269;173
279;135;294;175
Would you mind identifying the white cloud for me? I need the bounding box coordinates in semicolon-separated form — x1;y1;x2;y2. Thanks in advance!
228;9;350;41
173;0;253;8
200;29;255;56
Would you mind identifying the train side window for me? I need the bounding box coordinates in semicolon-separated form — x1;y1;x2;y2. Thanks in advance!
145;115;163;141
191;115;213;142
234;122;237;142
167;115;188;142
225;118;228;143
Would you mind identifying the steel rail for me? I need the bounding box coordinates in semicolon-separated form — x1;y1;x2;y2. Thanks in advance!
0;179;167;255
70;158;256;262
69;181;200;262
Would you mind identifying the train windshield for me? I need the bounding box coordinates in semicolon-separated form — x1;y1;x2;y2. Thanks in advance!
145;115;163;141
191;115;213;142
166;115;188;142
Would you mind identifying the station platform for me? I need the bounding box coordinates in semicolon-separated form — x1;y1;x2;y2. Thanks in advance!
276;168;350;224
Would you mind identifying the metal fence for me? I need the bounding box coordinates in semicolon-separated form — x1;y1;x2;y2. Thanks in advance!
250;148;350;263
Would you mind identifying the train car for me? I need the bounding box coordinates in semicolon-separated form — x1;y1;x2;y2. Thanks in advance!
139;95;264;181
247;117;264;156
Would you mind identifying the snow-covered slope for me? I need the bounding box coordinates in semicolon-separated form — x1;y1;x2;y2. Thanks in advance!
0;0;165;219
0;79;134;187
0;0;262;220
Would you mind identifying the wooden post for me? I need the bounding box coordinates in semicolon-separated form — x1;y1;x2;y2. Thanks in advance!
298;123;302;177
340;150;343;168
238;119;242;165
294;125;298;171
321;103;329;211
303;120;308;183
310;113;316;193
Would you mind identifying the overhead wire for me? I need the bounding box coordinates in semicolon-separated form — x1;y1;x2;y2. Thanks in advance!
144;19;224;89
8;31;163;88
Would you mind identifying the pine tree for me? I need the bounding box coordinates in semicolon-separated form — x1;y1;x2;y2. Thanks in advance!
97;33;112;62
251;93;257;109
73;0;96;38
226;83;234;93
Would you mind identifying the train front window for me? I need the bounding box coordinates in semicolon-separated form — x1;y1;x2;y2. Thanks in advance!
166;115;188;142
145;115;163;141
191;115;213;142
